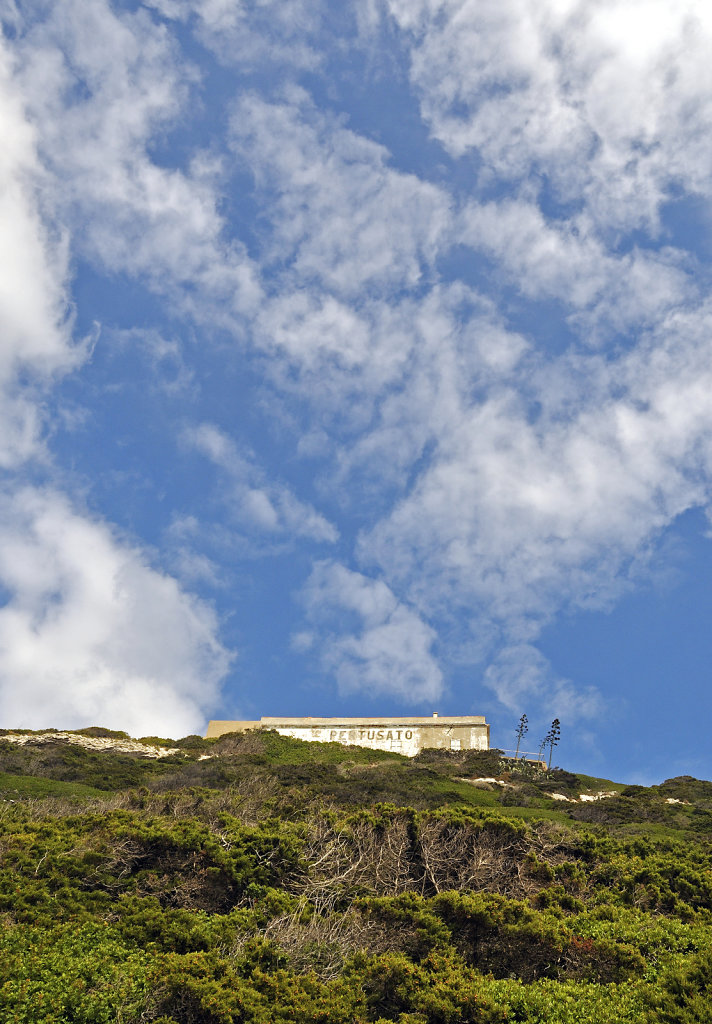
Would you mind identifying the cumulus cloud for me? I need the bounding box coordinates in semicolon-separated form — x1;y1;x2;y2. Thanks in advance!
0;487;231;737
12;0;261;322
231;87;452;300
228;88;533;488
147;0;325;70
6;0;712;732
0;35;80;466
483;645;603;724
459;199;694;343
216;2;712;717
384;0;712;228
0;18;235;737
357;297;712;696
299;561;444;702
186;423;338;544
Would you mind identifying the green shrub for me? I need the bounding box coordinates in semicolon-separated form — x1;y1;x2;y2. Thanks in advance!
2;732;712;1023
645;947;712;1022
74;727;131;739
0;923;151;1023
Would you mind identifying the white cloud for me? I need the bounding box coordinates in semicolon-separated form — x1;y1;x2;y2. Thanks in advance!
317;286;530;491
0;35;81;467
186;422;338;543
144;0;325;70
482;644;602;724
231;87;452;300
223;67;712;718
6;0;712;733
12;0;261;322
0;487;231;737
384;0;712;232
300;561;444;702
0;26;234;738
197;0;324;70
459;199;694;343
358;299;712;652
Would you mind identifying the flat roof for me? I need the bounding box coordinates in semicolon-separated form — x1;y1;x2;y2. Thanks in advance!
209;715;487;727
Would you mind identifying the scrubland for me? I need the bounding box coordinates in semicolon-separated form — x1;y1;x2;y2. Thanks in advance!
0;727;710;1023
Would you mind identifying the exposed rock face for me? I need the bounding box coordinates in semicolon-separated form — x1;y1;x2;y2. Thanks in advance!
0;731;182;758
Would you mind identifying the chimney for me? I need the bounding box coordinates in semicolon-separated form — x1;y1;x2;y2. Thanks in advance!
433;712;438;718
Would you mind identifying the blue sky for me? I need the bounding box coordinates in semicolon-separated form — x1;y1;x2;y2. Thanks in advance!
2;0;712;784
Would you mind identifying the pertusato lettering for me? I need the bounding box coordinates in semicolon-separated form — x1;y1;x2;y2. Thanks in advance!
207;716;489;758
323;726;412;744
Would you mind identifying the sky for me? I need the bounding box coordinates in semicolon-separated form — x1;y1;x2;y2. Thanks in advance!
1;0;712;784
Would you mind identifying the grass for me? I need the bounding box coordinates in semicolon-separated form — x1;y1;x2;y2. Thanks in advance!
0;771;106;800
575;774;627;794
492;803;573;824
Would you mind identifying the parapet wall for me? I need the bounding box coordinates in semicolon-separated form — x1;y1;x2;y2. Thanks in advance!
205;715;489;757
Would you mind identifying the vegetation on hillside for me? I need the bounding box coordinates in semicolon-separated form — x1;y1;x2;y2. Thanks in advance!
1;728;711;1022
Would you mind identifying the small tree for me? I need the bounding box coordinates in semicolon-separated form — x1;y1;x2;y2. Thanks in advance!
537;719;561;769
514;714;528;760
547;718;561;770
537;734;548;766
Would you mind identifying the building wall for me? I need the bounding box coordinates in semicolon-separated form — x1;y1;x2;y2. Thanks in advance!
205;715;489;757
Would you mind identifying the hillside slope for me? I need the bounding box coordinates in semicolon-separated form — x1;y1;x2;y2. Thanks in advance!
1;728;711;1023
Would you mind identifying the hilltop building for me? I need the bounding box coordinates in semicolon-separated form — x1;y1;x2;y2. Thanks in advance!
205;714;489;757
